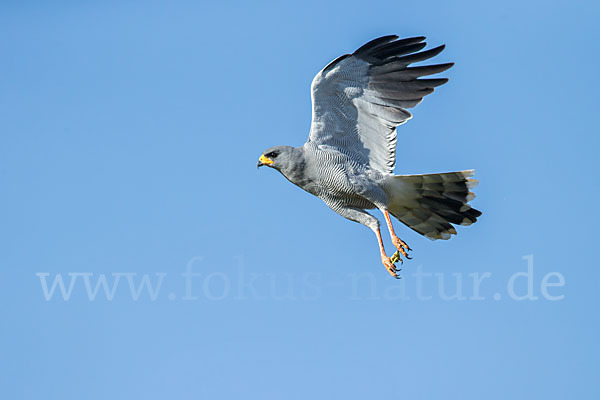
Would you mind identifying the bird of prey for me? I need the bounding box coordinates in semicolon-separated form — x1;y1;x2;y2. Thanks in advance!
257;35;481;278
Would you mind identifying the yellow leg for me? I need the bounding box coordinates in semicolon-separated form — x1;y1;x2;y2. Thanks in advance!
375;226;401;279
383;210;412;260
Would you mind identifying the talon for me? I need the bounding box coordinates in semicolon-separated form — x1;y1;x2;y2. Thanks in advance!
397;246;410;259
390;236;412;259
376;225;405;279
398;240;411;252
382;256;401;278
382;210;413;262
385;267;399;278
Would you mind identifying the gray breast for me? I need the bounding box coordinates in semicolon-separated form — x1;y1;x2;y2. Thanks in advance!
303;146;382;209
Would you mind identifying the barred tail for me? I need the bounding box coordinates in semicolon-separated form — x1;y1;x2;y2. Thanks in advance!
384;170;482;240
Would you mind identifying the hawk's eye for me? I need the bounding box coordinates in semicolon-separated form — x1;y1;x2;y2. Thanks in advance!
266;151;278;159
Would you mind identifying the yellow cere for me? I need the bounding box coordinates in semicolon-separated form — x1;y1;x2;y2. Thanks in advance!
259;154;274;165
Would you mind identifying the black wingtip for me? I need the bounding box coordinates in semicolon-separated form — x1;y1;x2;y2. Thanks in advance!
353;35;399;55
431;44;446;54
394;36;426;45
322;53;351;73
393;44;446;65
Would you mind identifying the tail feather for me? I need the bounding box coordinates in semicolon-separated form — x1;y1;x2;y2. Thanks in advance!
384;170;482;240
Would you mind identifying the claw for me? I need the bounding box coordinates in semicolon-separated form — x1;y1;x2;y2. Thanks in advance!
389;264;402;279
382;255;402;278
388;268;401;279
391;237;412;258
398;247;410;259
397;240;411;252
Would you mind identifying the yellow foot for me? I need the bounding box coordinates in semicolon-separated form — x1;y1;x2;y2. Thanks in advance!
382;255;402;279
392;237;412;259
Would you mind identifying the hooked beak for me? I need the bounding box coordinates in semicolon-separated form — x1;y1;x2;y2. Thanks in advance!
257;154;274;168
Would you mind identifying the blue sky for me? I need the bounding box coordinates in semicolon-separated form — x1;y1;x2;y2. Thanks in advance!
1;1;599;399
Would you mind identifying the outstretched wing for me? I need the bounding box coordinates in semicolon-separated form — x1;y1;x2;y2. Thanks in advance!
307;35;453;174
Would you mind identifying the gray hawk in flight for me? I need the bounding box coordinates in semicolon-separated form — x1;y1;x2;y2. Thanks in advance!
258;35;481;278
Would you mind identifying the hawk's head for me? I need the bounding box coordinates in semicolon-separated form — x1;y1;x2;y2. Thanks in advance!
257;146;298;171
